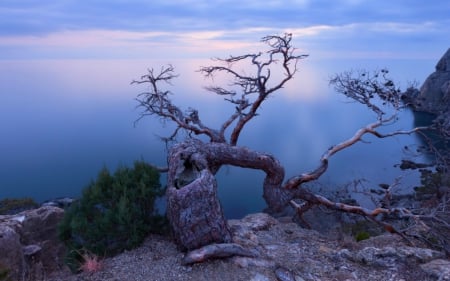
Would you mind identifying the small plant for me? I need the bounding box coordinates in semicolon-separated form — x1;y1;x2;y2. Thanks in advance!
341;219;381;242
58;160;168;272
355;231;371;242
0;262;11;281
76;249;103;274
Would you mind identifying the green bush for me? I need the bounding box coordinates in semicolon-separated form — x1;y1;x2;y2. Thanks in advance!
0;197;38;215
58;161;167;271
355;231;370;242
0;264;11;281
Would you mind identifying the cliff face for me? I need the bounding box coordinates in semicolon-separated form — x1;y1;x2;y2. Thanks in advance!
413;48;450;114
0;206;66;281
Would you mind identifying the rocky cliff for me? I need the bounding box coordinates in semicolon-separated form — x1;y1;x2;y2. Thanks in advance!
46;213;450;281
2;208;449;281
409;48;450;114
0;206;66;281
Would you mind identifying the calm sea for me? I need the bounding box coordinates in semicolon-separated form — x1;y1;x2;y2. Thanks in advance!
0;57;435;218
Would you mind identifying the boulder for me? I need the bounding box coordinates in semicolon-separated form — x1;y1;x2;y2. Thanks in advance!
41;197;76;209
420;259;450;280
339;246;445;268
0;225;23;281
0;206;66;281
20;206;66;273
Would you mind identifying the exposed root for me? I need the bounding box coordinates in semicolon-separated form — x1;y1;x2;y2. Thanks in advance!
182;243;258;265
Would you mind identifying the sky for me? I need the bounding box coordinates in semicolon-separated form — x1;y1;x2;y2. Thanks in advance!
1;0;449;60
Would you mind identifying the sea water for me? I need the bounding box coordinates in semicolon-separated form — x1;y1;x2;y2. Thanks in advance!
0;57;435;218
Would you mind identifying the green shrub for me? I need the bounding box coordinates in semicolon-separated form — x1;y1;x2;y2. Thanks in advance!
0;262;11;281
341;219;381;242
0;197;38;215
355;231;370;242
58;161;167;272
415;168;450;199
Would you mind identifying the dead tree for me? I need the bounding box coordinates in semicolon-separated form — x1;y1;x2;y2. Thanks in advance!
132;34;429;252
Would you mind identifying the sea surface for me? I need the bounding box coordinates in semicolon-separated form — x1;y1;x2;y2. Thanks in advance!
0;57;436;218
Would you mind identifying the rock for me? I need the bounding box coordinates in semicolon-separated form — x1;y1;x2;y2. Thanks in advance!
402;47;450;176
23;244;42;257
411;48;450;114
232;256;275;268
436;49;450;71
22;244;44;281
0;225;24;281
230;212;278;231
44;212;449;281
20;206;66;273
41;197;76;209
274;267;297;281
250;272;271;281
420;259;450;280
0;206;66;281
341;246;444;268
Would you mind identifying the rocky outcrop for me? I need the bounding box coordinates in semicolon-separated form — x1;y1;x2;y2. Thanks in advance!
41;197;75;209
409;48;450;114
228;213;448;281
46;212;450;281
402;48;450;163
0;225;23;280
421;259;450;280
0;206;66;281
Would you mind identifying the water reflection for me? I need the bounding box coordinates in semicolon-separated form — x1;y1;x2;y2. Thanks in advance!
0;58;431;218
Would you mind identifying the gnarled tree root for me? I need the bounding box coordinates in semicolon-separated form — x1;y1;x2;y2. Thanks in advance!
182;243;258;265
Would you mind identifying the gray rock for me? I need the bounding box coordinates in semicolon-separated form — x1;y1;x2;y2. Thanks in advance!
238;213;279;231
43;212;447;281
23;244;42;256
342;246;444;268
250;273;271;281
41;197;75;208
436;48;450;72
420;259;450;280
275;267;297;281
412;48;450;114
0;206;66;281
0;225;24;281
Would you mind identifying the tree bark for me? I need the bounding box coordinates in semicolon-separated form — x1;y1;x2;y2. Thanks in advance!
166;141;231;251
165;139;292;250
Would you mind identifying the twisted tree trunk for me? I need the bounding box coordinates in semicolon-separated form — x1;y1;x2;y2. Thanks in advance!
166;169;231;251
165;139;292;250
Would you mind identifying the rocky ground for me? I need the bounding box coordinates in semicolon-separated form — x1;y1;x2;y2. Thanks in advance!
46;213;450;281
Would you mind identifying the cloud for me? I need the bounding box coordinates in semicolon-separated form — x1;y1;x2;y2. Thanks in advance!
0;18;447;61
2;0;448;36
0;1;449;60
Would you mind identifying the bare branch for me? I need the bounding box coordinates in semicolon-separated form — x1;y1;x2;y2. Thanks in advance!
284;118;428;189
199;33;308;145
330;69;403;119
132;65;224;143
290;194;413;243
